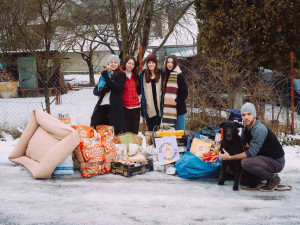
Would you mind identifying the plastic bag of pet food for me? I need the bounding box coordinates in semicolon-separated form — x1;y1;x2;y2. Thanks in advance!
190;138;211;159
53;153;74;175
175;151;221;179
75;138;105;178
103;141;117;173
51;104;77;125
115;144;127;162
202;150;218;163
71;125;95;140
96;125;115;145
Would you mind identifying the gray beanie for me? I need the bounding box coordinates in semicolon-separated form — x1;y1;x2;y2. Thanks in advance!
241;102;256;118
107;54;120;65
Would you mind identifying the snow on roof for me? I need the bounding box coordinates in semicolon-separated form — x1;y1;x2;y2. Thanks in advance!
173;48;197;59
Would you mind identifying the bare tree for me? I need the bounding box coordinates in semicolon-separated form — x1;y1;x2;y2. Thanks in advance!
69;1;116;86
3;0;73;113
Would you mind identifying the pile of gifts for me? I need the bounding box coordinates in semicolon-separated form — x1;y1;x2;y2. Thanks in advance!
71;125;152;178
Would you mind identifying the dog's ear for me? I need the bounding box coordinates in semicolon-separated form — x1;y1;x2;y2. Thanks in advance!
234;121;244;128
219;122;226;128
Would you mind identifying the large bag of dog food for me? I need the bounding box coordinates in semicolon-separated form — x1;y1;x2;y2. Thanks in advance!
53;153;74;175
75;138;105;178
175;151;221;179
51;104;77;125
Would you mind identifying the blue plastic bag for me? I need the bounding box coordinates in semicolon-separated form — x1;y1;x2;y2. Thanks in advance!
175;151;221;179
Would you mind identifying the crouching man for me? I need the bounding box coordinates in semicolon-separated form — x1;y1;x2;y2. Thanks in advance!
219;102;285;192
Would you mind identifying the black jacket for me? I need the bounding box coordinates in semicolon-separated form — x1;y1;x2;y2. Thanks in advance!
176;73;188;115
92;71;126;130
243;122;284;160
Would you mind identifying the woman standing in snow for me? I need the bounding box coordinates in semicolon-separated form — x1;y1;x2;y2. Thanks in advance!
120;55;141;134
140;54;164;131
91;54;126;135
161;55;188;130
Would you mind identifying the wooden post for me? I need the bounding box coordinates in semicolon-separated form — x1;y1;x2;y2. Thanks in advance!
55;87;61;105
139;46;143;72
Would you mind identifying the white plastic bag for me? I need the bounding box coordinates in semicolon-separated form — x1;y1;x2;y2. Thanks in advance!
53;153;74;175
51;104;77;125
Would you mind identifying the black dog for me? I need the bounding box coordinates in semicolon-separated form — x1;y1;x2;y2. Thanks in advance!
218;121;244;191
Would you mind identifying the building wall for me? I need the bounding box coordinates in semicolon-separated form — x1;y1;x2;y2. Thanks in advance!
61;51;120;74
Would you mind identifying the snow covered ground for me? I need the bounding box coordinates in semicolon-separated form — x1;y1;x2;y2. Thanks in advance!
1;132;300;225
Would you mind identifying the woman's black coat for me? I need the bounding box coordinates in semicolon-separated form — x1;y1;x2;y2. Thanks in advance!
91;71;126;130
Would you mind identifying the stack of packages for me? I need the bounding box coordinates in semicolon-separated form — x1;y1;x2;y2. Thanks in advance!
143;130;189;175
110;132;153;177
189;133;221;163
71;125;116;178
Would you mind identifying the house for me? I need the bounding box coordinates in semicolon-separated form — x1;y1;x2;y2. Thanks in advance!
0;50;67;98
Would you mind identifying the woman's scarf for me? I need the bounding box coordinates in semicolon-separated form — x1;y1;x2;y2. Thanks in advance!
161;66;181;127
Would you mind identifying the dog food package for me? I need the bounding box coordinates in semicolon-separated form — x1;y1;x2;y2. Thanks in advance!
190;138;211;159
75;138;105;178
103;142;117;173
71;125;95;140
202;150;218;163
51;104;77;125
214;133;222;142
96;125;115;145
53;153;74;175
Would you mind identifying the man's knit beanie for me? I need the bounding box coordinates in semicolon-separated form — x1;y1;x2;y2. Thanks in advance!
108;54;120;65
241;102;256;118
146;54;157;64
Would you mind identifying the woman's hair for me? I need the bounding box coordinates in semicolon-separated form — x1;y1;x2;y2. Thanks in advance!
163;55;179;93
145;61;161;83
112;67;121;76
123;55;139;86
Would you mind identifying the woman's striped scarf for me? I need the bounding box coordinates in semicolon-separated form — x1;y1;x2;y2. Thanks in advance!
161;70;178;127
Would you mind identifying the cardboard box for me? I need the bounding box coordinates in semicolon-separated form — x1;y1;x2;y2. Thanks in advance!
111;162;153;177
